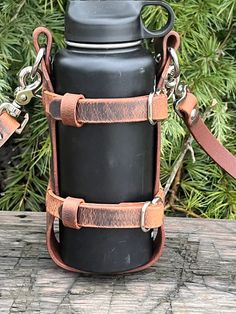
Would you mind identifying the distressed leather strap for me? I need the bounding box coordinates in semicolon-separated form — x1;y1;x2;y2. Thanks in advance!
46;184;164;229
179;92;236;179
43;91;168;125
0;113;20;148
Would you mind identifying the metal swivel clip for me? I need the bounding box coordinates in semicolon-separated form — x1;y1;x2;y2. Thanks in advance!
0;48;45;134
166;47;188;117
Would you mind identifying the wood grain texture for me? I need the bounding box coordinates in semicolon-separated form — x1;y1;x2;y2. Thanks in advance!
0;212;236;314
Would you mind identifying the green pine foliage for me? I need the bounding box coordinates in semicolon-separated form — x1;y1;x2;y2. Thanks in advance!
0;1;235;218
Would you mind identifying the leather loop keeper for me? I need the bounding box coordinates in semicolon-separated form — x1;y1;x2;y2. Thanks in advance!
61;197;85;229
61;93;85;127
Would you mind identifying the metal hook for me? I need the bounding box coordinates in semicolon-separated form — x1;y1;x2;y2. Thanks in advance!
30;47;46;79
16;66;42;106
168;47;180;79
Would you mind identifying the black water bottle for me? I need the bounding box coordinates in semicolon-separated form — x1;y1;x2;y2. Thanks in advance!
52;0;174;273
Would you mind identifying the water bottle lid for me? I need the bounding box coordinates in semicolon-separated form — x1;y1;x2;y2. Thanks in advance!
65;0;175;44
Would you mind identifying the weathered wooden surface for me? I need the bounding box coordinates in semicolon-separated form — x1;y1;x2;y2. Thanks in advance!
0;212;236;314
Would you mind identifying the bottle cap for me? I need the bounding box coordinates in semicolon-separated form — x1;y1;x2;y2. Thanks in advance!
65;0;174;44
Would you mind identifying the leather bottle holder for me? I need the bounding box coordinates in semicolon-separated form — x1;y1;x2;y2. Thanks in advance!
1;27;236;274
35;28;180;274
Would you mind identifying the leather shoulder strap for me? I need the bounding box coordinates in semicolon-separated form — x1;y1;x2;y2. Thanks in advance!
156;31;236;180
179;93;236;179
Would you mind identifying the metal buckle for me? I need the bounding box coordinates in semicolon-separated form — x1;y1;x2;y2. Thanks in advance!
15;113;29;134
0;103;30;135
141;196;162;233
30;47;46;79
0;102;21;118
148;92;157;125
168;47;180;78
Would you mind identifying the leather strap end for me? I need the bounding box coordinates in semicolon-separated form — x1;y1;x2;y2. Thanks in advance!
144;204;164;229
152;93;168;121
179;92;199;126
0;113;20;148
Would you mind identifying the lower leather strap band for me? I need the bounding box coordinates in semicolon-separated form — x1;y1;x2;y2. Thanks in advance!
46;213;165;274
43;91;168;126
0;113;20;149
46;185;164;230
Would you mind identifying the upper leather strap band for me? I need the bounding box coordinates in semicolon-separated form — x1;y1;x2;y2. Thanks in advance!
0;113;20;149
179;92;236;179
46;184;164;229
43;91;168;126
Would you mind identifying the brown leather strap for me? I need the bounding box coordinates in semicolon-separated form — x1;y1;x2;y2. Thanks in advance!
179;92;236;179
43;91;168;125
46;184;164;229
0;113;20;148
46;213;87;273
156;31;236;180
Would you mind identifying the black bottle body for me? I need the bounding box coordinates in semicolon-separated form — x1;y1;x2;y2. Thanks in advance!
52;44;157;273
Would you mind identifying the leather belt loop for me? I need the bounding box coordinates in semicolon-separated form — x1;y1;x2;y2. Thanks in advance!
61;93;85;128
61;197;85;229
33;27;54;92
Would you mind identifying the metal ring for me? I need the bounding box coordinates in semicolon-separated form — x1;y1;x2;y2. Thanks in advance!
18;66;42;91
30;47;46;79
148;92;157;126
141;201;151;233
